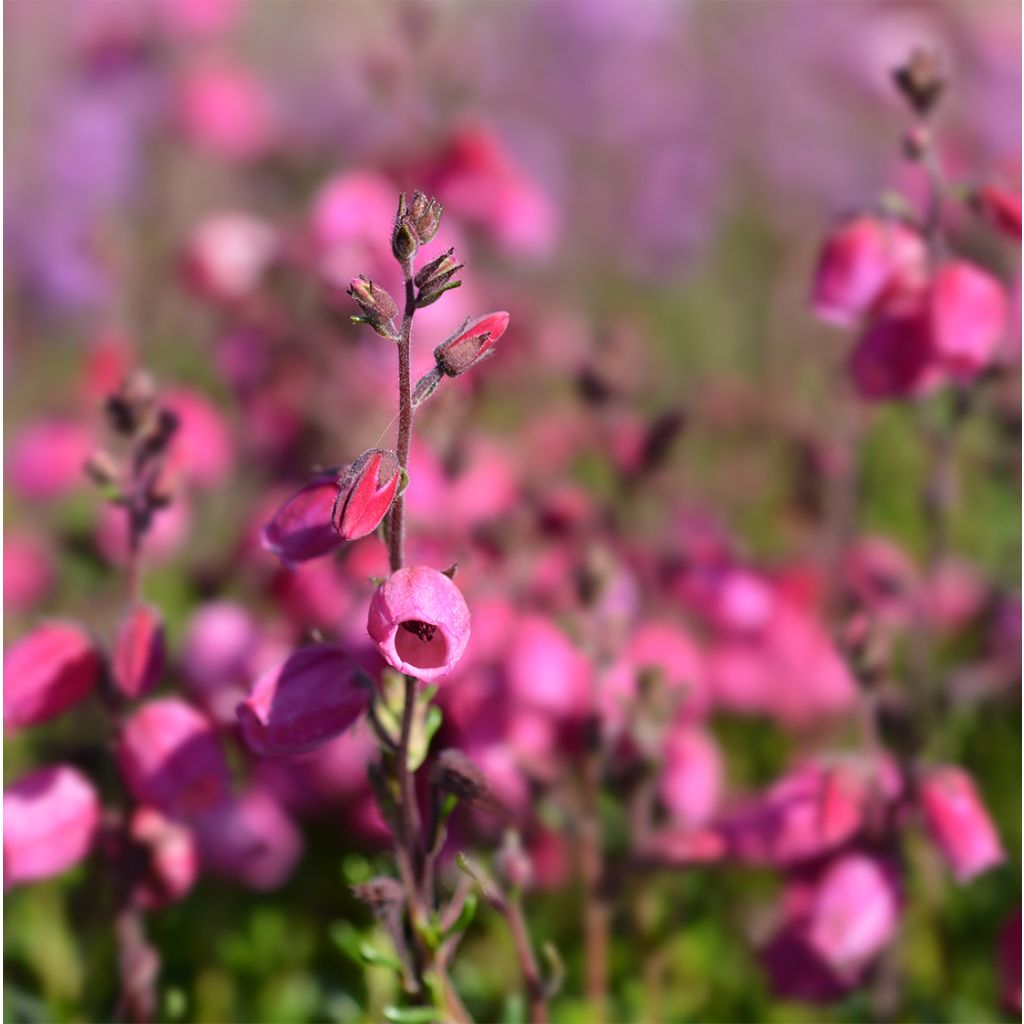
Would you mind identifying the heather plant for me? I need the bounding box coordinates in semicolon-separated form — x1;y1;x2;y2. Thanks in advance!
3;4;1020;1023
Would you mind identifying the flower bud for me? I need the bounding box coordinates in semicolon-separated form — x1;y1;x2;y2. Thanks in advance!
893;48;945;116
412;367;444;409
129;807;200;909
431;749;498;811
972;185;1022;240
332;449;401;541
4;765;101;887
434;311;510;378
261;473;344;565
406;190;444;244
415;247;464;307
237;645;369;757
113;604;166;700
919;765;1005;882
4;621;103;732
118;699;231;819
348;275;399;338
367;566;471;682
391;194;418;262
495;831;534;891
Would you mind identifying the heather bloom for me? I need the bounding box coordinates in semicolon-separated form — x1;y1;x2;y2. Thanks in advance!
261;473;344;565
434;312;510;377
2;530;54;612
4;765;101;887
237;646;369;757
812;216;926;327
919;765;1005;883
112;604;166;700
8;417;94;501
117;699;231;819
506;614;592;718
4;621;103;731
973;184;1023;240
332;449;402;541
928;261;1008;379
367;567;471;682
658;724;723;829
181;212;277;305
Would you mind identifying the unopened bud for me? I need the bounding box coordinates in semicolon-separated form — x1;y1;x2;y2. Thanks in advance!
412;367;444;409
893;48;945;116
351;876;405;911
85;449;121;489
415;246;464;307
391;194;418;262
406;190;443;244
433;311;510;377
348;275;399;338
106;370;158;436
430;749;498;812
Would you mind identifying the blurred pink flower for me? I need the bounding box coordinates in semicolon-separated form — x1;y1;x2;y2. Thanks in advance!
929;261;1008;379
4;621;102;731
237;646;369;757
194;786;303;890
156;0;240;38
163;388;236;491
658;723;723;829
117;698;231;819
4;765;100;887
129;806;200;909
8;417;93;501
176;59;272;162
96;498;191;566
112;603;165;700
3;530;54;613
181;212;277;306
368;567;471;683
974;184;1022;240
812;216;926;327
181;600;258;724
506;614;592;718
919;765;1005;883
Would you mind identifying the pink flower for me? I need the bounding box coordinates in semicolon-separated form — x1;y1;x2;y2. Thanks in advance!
129;807;200;909
8;417;93;501
4;621;102;731
193;786;303;890
164;388;236;491
4;765;100;887
181;601;258;722
181;213;277;306
658;724;723;828
117;699;231;819
96;498;191;567
929;261;1008;379
176;59;272;162
112;604;165;700
3;530;53;612
506;614;592;717
433;312;510;378
367;567;471;682
804;853;901;981
261;474;343;565
919;765;1005;882
812;216;926;327
333;449;401;541
309;171;398;253
237;646;369;757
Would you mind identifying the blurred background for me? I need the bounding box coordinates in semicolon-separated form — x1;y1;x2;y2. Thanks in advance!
3;1;1021;1022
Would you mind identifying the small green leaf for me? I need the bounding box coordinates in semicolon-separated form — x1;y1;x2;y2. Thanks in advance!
382;1006;441;1023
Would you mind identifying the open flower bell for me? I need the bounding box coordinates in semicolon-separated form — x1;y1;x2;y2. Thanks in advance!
367;566;471;682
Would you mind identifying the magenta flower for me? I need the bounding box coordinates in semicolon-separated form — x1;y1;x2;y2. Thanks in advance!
433;312;510;377
193;786;303;891
4;765;100;887
261;473;344;565
658;723;723;829
367;567;471;682
237;646;369;757
3;530;53;613
333;449;401;541
919;765;1005;883
8;417;94;501
929;261;1008;379
812;216;926;327
181;212;277;306
4;621;103;732
974;185;1022;241
506;614;592;717
112;604;166;700
117;699;231;819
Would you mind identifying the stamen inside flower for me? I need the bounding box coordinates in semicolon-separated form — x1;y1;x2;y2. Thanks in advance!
395;620;448;669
